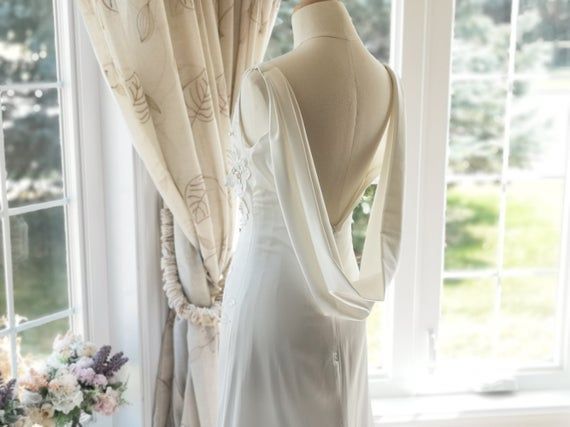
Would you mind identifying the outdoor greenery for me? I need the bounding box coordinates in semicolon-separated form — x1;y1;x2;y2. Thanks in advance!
0;0;68;376
269;0;569;369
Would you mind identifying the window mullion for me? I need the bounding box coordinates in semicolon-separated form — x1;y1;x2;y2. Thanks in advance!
0;96;17;378
413;0;456;381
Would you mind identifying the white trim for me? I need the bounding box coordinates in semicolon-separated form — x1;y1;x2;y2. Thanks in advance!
69;0;111;349
6;199;69;216
0;309;71;336
133;154;164;426
373;390;570;426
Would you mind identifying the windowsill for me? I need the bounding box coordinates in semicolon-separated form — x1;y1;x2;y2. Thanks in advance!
372;390;570;426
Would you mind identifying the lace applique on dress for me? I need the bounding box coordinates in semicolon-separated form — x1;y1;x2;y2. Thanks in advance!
225;129;252;230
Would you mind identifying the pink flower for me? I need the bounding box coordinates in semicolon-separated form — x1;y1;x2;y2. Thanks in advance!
93;374;108;387
93;388;120;416
19;368;48;392
73;367;96;385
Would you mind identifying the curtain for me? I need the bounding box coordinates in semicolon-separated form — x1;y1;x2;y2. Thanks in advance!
77;0;280;425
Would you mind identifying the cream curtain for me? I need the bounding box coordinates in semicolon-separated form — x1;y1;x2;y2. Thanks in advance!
77;0;279;425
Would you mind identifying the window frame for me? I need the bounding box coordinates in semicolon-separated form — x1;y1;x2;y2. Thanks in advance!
369;0;570;398
0;0;111;377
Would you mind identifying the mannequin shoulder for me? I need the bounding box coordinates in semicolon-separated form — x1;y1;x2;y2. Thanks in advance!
239;67;270;145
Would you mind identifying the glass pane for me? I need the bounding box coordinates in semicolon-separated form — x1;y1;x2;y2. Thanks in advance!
0;0;58;84
12;207;69;321
1;88;64;207
445;182;500;270
504;180;564;269
452;0;512;74
497;275;558;365
18;317;69;369
352;184;376;262
509;79;570;176
0;336;13;379
438;278;496;362
265;0;392;61
448;81;507;174
516;0;570;74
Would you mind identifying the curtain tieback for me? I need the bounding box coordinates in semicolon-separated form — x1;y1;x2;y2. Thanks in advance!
160;208;222;327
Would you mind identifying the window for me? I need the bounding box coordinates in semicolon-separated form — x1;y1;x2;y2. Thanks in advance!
439;0;570;372
266;0;394;374
0;0;87;378
268;0;570;397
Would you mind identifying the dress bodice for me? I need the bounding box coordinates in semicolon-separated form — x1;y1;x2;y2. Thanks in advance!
225;63;405;320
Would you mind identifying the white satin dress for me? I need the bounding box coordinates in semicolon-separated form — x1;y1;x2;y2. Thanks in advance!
218;63;405;427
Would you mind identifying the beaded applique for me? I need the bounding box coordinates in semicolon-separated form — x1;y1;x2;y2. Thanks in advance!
225;129;252;230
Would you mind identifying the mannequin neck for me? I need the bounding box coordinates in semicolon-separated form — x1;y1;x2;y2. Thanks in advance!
292;0;360;49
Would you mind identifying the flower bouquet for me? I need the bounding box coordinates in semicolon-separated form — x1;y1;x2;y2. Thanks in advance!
18;333;128;427
0;374;24;425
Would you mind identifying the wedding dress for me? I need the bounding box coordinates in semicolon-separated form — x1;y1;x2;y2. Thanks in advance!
218;60;405;427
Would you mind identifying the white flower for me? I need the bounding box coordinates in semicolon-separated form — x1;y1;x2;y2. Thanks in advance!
46;353;65;370
20;389;43;406
78;341;97;358
47;372;83;415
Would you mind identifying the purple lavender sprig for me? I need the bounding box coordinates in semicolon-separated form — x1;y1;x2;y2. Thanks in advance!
104;352;129;377
91;345;129;378
0;377;16;408
0;374;24;424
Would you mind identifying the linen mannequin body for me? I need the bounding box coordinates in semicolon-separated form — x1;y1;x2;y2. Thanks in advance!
240;0;393;230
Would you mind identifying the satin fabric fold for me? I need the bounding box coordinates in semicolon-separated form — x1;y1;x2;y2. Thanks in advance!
245;64;406;320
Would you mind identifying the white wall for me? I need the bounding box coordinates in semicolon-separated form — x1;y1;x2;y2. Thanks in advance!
97;69;165;427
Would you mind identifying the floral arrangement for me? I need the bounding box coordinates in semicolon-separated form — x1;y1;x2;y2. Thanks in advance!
17;332;129;427
0;374;24;425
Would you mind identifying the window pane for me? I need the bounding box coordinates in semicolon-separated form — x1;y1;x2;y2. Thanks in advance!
452;0;512;74
265;0;392;61
445;182;500;270
1;88;64;207
0;336;13;379
18;317;69;368
516;0;570;74
504;180;564;269
0;0;58;84
448;81;507;175
509;79;570;176
12;207;69;321
439;278;496;362
497;275;558;365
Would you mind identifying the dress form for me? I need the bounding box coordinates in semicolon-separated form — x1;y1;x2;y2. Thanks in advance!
240;0;392;229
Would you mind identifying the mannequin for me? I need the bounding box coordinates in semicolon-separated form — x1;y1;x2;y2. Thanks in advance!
240;0;392;229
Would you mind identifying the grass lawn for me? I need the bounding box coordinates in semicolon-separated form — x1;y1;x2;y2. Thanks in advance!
365;179;564;369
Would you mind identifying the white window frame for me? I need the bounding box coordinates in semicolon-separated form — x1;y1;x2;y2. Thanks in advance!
370;0;570;402
0;0;112;380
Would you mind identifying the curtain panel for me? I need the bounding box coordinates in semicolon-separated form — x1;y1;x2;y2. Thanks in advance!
77;0;279;425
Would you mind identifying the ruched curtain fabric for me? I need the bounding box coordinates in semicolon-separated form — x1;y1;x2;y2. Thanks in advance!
77;0;279;425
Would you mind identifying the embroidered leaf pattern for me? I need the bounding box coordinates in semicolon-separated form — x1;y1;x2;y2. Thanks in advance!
217;3;233;38
216;73;229;117
146;94;162;114
101;0;118;12
185;175;210;224
125;73;151;123
178;0;195;9
137;1;155;42
103;63;126;96
183;69;214;123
